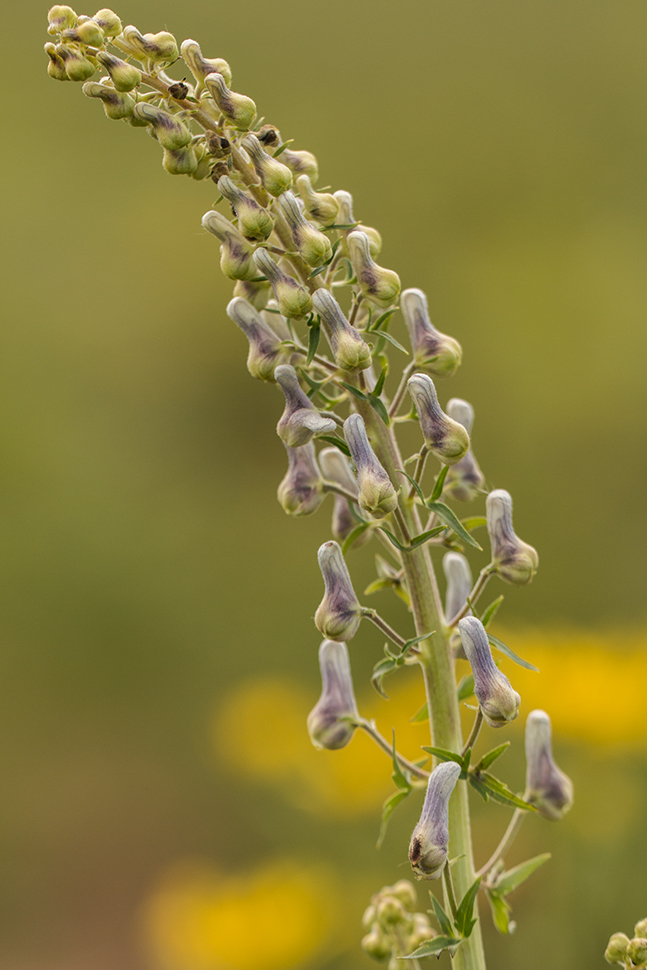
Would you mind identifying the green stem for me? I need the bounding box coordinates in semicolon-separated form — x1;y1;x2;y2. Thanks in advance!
443;864;459;921
462;709;484;758
477;807;524;879
356;718;429;780
361;609;407;649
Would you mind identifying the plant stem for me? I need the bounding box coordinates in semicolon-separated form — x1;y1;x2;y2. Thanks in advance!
449;566;494;626
443;864;459;921
462;709;484;757
356;718;429;779
388;362;416;419
361;609;407;649
477;808;524;879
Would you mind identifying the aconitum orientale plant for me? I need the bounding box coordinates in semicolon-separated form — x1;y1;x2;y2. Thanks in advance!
43;8;576;968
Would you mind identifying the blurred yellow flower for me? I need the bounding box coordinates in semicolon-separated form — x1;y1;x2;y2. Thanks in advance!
143;858;337;970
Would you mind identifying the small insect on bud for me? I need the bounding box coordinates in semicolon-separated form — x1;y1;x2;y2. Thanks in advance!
242;133;293;196
226;297;288;382
296;175;339;226
627;939;647;966
443;552;472;624
361;926;392;962
61;18;104;46
636;920;647;940
407;374;470;465
281;147;319;183
314;541;362;641
180;39;231;87
206;132;231;158
44;43;69;80
204;73;256;130
277;442;325;516
277;192;332;267
233;278;271;310
274;364;336;446
605;933;630;965
347;231;400;308
319;447;364;544
47;5;77;34
92;8;122;37
344;414;398;519
56;44;96;82
486;489;538;586
162;146;198;176
82;81;134;120
132;103;191;149
218;175;274;241
168;81;189;100
524;710;573;821
458;616;520;728
307;640;359;750
256;125;281;148
312;290;371;373
95;50;141;91
253;248;312;319
409;761;461;879
202;210;256;281
443;398;485;502
121;26;179;64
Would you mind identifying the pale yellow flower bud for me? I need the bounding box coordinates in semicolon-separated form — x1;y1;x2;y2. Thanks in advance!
47;5;77;35
92;8;122;38
296;174;339;226
242;134;292;196
278;191;332;267
253;248;312;319
218;175;274;241
407;373;470;465
344;413;398;518
180;38;231;87
401;288;462;377
205;73;256;130
95;50;141;91
226;297;288;382
82;81;134;120
347;231;400;307
202;210;256;280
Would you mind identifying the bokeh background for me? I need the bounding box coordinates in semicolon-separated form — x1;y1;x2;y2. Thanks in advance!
2;0;647;967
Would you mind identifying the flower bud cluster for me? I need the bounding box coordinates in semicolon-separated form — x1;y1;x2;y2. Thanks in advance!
605;921;647;968
361;882;436;965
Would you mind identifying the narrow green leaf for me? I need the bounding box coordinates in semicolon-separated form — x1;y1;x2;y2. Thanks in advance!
378;527;408;552
455;877;482;938
248;275;268;283
407;526;447;549
272;139;294;157
324;221;360;230
410;701;429;723
477;772;537;811
370;308;398;332
363;577;394;596
376;788;410;849
342;521;371;555
430;895;455;937
262;306;281;313
474;742;510;773
401;631;434;654
396;468;426;504
306;321;321;365
391;729;411;790
368;393;391;427
421;746;463;766
308;263;327;279
405;936;463;959
338;380;368;401
460;516;487;532
495;853;551;896
487;633;539;672
430;463;450;502
317;434;351;457
468;774;490;802
457;673;475;701
370;657;398;698
373;330;409;354
426;501;483;550
480;594;504;628
486;890;513;935
373;364;388;398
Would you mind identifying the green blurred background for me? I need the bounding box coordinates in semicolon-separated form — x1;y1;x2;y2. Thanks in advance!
2;0;647;967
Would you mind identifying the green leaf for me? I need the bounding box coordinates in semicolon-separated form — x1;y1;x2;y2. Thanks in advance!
342;521;371;555
338;380;368;401
372;329;409;354
272;139;294;157
401;631;434;655
486;889;513;935
364;577;394;596
480;595;504;628
486;633;539;672
457;673;475;701
410;701;429;723
430;894;455;937
468;774;491;802
407;526;446;549
404;936;463;959
430;463;450;502
308;263;328;279
396;468;426;504
376;788;410;849
421;746;463;766
324;221;360;230
373;363;388;397
474;742;510;773
378;527;409;552
370;656;398;698
317;434;351;456
370;308;398;332
454;877;482;938
426;501;483;550
495;853;551;896
306;321;321;365
476;772;537;811
368;393;391;427
460;515;487;532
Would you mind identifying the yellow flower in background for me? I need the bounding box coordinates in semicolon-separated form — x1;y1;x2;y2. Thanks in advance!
143;859;337;970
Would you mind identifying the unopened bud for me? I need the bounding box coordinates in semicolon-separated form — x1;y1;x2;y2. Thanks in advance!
314;540;362;641
278;192;332;267
281;147;319;183
253;248;312;318
486;489;538;586
95;50;141;91
307;639;358;750
242;133;292;196
82;81;134;120
204;72;256;130
225;297;288;382
400;287;462;376
525;710;573;821
361;926;392;962
407;374;470;465
443;398;485;502
92;8;122;37
47;5;77;34
386;880;418;912
233;277;271;310
636;921;647;940
407;913;436;950
277;442;325;516
260;300;291;341
347;231;400;308
61;18;104;46
202;210;256;281
319;446;364;544
443;552;472;624
56;43;96;81
458;616;520;728
218;175;274;241
44;43;69;80
344;413;398;518
312;290;371;372
274;364;336;446
409;761;461;879
180;39;231;87
377;896;406;926
628;939;647;966
605;933;630;965
162;146;198;176
121;26;178;64
334;191;382;254
132;103;191;149
296;175;339;225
